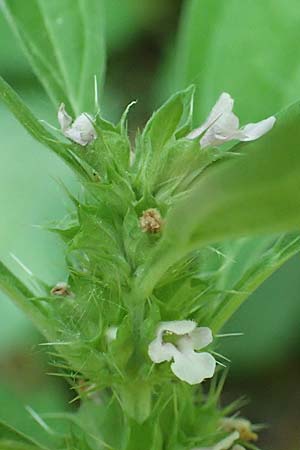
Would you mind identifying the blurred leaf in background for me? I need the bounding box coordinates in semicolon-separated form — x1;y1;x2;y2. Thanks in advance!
104;0;168;52
161;0;300;123
2;0;106;115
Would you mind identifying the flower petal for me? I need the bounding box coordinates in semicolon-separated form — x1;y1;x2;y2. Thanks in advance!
190;432;240;450
65;113;97;146
213;432;240;450
176;327;213;353
205;92;234;127
148;339;176;363
190;327;213;350
200;111;239;148
187;92;234;140
158;320;197;336
171;349;216;385
237;116;276;141
148;320;197;364
58;103;72;131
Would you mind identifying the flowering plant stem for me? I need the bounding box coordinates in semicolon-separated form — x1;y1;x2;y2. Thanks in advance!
1;2;300;449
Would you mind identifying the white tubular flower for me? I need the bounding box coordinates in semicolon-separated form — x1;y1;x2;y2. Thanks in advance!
148;320;216;385
187;92;276;148
58;103;97;146
191;431;240;450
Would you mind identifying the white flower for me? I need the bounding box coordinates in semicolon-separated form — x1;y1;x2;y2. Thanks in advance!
58;103;97;146
191;431;240;450
187;92;276;148
148;320;216;385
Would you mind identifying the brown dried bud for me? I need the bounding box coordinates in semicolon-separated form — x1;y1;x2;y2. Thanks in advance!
220;417;258;441
139;208;163;233
50;282;73;297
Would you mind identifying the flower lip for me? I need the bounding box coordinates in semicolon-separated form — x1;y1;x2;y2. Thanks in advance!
148;320;216;385
58;103;97;146
187;92;276;148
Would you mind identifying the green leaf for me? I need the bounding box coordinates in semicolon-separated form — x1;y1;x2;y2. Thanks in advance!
0;261;53;339
143;85;194;153
134;86;195;194
167;0;300;124
118;382;152;424
0;420;49;450
2;0;106;115
0;76;92;179
210;233;300;332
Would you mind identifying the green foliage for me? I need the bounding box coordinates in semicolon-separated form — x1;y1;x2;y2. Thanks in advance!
0;420;48;450
0;76;91;179
1;1;300;449
2;0;105;115
104;0;167;52
167;0;300;124
0;261;53;338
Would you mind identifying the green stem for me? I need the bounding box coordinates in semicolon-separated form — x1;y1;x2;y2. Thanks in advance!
0;261;54;340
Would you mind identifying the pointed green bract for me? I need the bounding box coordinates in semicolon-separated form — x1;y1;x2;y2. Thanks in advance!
2;0;105;115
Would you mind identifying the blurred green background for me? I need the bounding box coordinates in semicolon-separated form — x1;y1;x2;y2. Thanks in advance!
0;1;299;448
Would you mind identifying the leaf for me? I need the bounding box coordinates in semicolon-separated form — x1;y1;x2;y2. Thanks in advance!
0;261;52;339
210;233;300;332
135;101;300;298
142;85;194;153
118;382;152;424
0;420;50;450
2;0;106;115
0;76;91;179
134;86;195;194
166;0;300;124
